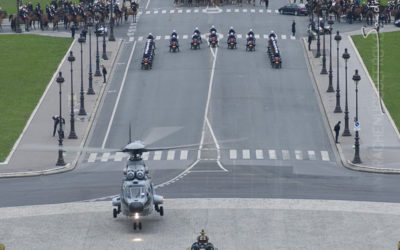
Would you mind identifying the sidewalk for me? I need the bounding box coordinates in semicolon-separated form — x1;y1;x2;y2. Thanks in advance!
0;32;122;177
304;28;400;173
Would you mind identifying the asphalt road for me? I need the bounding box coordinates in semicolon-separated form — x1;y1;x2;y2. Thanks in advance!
1;0;400;209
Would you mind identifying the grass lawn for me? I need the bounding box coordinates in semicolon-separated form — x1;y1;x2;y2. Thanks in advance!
0;34;71;162
352;31;400;132
1;0;80;15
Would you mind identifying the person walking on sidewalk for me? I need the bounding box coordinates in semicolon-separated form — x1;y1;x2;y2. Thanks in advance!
308;32;313;51
52;115;65;137
334;121;341;143
292;20;296;37
102;65;107;83
71;23;76;39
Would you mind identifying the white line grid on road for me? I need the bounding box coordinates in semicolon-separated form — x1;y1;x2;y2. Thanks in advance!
86;150;330;163
128;8;283;16
132;33;296;41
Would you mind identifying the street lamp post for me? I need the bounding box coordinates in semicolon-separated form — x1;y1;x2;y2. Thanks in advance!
327;16;334;92
16;0;22;33
94;22;102;77
78;36;87;115
102;23;108;60
87;20;95;95
315;8;321;58
342;48;351;136
109;0;116;41
352;69;362;164
334;31;342;113
56;72;66;166
67;51;78;139
320;1;328;74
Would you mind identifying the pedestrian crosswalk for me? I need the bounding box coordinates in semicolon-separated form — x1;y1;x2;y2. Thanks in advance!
135;7;284;16
85;149;332;163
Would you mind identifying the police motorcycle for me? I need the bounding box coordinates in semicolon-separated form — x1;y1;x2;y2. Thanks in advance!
209;26;218;47
227;27;237;49
194;27;202;43
246;29;256;51
169;30;180;52
141;34;155;70
267;31;282;69
190;230;216;250
191;33;201;50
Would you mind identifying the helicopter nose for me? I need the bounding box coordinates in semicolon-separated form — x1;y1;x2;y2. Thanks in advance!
129;202;143;213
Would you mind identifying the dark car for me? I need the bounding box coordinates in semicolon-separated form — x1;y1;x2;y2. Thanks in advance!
279;3;308;16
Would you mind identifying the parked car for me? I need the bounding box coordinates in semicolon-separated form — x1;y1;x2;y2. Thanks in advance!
395;19;400;27
279;3;308;16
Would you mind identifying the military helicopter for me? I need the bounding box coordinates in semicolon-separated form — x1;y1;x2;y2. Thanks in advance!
111;140;165;231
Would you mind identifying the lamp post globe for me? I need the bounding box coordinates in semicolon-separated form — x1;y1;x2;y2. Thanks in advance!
334;30;342;113
352;69;362;164
327;17;334;92
56;72;66;166
87;20;95;95
78;36;87;115
342;48;351;136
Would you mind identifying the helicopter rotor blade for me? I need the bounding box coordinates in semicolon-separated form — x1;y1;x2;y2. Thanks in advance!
129;122;132;144
20;144;120;153
141;126;182;146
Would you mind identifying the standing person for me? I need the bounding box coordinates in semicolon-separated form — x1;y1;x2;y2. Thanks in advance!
70;23;76;39
102;65;107;83
52;115;65;137
308;32;313;50
292;20;296;36
265;0;269;9
334;121;341;143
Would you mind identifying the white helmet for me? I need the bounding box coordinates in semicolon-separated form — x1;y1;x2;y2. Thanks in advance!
149;33;152;36
195;27;199;30
250;28;253;32
211;25;215;28
173;29;176;33
230;26;233;29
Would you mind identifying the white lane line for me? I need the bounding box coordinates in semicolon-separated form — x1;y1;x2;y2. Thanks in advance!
291;35;296;40
268;150;277;160
295;150;303;160
186;9;191;13
138;11;143;15
235;9;239;12
218;34;224;39
115;152;127;162
274;9;279;13
145;0;150;9
128;37;134;42
243;9;248;12
308;150;316;160
183;34;188;39
101;41;137;149
263;34;268;39
226;9;231;12
255;34;260;39
154;10;158;14
142;152;149;160
194;9;199;13
259;9;264;13
156;35;161;40
281;35;287;39
170;10;175;13
178;9;183;13
127;32;134;36
145;10;150;14
138;36;143;41
321;151;330;161
164;35;169;40
230;149;237;160
237;34;242;39
162;10;166;14
282;150;290;160
242;149;250;160
255;150;264;160
101;152;110;162
153;151;162;160
267;9;272;13
88;153;97;163
167;150;175;160
251;9;255;13
180;150;188;160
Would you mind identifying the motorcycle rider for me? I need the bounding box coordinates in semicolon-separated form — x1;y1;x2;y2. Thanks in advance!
147;32;154;40
210;25;217;34
269;30;277;39
170;29;179;47
227;31;236;45
247;28;256;44
193;27;202;43
228;26;235;35
209;30;218;46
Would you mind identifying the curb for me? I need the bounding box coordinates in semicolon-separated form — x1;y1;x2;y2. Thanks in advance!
301;37;400;174
0;39;123;178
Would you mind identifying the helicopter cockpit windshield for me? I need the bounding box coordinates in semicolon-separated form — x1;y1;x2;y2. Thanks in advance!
124;185;145;199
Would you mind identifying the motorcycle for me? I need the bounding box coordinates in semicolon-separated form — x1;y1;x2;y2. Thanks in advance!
209;35;218;47
191;37;200;49
246;39;255;51
169;40;179;52
227;36;236;49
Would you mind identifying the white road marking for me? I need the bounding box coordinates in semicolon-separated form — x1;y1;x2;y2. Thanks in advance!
186;9;191;13
101;153;110;162
268;150;277;160
282;150;290;160
115;152;127;162
164;35;170;40
153;151;162;160
145;10;150;14
251;9;255;13
145;0;150;9
218;34;224;39
178;9;183;13
255;150;264;160
235;9;239;12
281;35;287;39
291;35;296;40
142;152;149;160
226;9;231;12
230;149;237;160
267;9;272;13
162;10;166;14
194;9;199;13
295;150;303;160
242;149;250;160
167;150;175;160
180;150;188;160
129;37;134;42
275;9;279;13
183;34;188;39
138;36;143;41
308;150;316;160
255;34;260;39
259;9;264;13
237;34;242;39
321;151;330;161
263;34;268;39
243;9;248;12
156;36;161;40
101;42;137;149
88;153;97;163
127;32;134;36
170;10;175;13
154;10;158;14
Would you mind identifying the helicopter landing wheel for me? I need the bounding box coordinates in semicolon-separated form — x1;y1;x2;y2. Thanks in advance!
160;206;164;216
113;208;118;218
133;222;137;230
138;222;142;230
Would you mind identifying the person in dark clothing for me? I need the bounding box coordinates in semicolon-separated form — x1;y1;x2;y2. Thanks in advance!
102;65;107;83
292;20;296;36
334;121;341;143
308;33;313;50
52;115;65;137
71;23;76;38
265;0;269;9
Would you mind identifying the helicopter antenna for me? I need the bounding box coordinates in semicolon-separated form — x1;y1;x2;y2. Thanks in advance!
129;122;132;144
